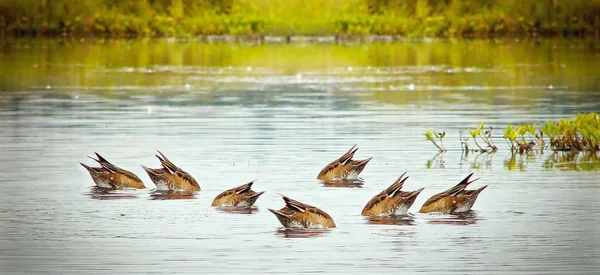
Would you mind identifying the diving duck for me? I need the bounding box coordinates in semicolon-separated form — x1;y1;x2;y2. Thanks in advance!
361;172;424;217
268;194;336;229
80;153;145;189
211;180;265;208
317;145;372;181
419;173;487;214
142;151;200;192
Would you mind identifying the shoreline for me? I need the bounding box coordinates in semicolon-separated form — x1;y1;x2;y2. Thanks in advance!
3;34;598;44
3;0;599;41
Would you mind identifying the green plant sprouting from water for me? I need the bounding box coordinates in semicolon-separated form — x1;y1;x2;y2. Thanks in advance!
424;130;446;152
545;112;600;152
503;123;540;154
457;123;498;154
503;112;600;153
425;112;600;154
466;122;498;152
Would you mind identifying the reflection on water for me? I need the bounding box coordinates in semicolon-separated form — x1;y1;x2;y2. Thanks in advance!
149;192;197;200
0;38;599;274
320;179;365;188
215;206;260;215
428;151;497;170
544;151;600;171
503;152;536;171
275;228;331;239
365;215;416;226
426;152;446;169
2;39;600;110
462;152;496;170
424;211;481;225
86;188;142;200
503;151;600;172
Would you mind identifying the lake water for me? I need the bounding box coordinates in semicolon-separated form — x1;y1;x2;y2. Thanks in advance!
0;38;599;274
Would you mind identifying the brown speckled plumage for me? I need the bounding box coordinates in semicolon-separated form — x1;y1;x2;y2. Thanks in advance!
268;194;336;229
211;180;265;207
142;151;200;192
317;145;372;181
361;172;424;216
80;153;145;189
419;173;487;214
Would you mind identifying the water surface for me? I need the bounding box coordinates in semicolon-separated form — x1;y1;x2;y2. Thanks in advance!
0;38;599;274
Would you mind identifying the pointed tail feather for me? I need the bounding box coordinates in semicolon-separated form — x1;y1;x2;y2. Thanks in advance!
235;179;258;194
141;165;158;175
248;191;265;199
352;157;372;175
403;187;425;207
458;173;475;185
156;151;178;173
279;194;307;212
246;191;265;205
447;173;476;196
338;145;358;165
88;155;100;164
465;185;488;196
475;184;488;193
358;157;373;165
94;152;110;164
467;177;481;185
406;187;425;199
354;157;373;168
386;172;409;197
392;172;408;185
268;208;292;222
89;153;125;174
80;162;93;171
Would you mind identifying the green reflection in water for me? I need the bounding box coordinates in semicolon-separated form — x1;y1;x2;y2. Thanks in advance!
426;151;600;172
543;151;600;171
1;38;599;104
503;151;600;172
504;153;538;172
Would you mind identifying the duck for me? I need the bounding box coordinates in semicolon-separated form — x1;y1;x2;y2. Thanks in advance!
80;153;145;189
268;194;336;229
211;180;265;208
361;172;424;217
317;144;372;181
419;173;488;214
142;151;200;192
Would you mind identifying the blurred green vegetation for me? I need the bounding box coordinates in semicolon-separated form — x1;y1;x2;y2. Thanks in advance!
1;0;600;37
1;38;599;106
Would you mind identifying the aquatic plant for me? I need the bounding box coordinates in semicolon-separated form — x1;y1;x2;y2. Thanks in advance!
457;123;498;154
467;123;498;152
503;123;538;154
550;112;600;152
424;130;446;152
426;113;599;154
504;112;600;154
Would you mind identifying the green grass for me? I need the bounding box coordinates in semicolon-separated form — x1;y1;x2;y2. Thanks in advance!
1;0;600;37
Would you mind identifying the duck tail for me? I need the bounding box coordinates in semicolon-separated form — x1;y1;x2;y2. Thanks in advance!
268;208;292;225
80;162;91;170
246;191;265;205
448;173;477;196
472;185;488;196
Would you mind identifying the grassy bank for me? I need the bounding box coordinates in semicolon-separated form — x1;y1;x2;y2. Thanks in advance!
1;0;600;38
